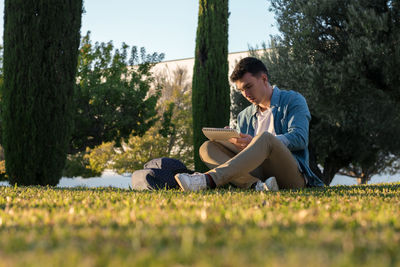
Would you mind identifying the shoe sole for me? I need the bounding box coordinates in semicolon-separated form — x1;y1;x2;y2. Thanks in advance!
174;174;187;191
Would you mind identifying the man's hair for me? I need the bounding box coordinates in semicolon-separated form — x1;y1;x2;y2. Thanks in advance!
230;57;270;82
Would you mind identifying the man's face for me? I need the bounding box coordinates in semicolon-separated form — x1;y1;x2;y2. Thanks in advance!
235;72;269;106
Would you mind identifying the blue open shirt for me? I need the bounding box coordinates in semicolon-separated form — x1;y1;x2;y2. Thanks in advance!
236;86;325;187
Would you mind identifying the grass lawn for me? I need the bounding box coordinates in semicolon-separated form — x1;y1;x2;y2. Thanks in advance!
1;184;400;267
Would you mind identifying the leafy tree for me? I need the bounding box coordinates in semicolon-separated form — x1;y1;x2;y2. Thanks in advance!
192;0;230;171
113;67;194;173
62;33;164;177
62;151;101;178
70;32;164;153
261;0;400;184
2;0;82;185
155;67;194;166
65;67;194;176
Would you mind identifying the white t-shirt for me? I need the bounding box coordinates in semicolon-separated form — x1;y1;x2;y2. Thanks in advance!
254;107;276;136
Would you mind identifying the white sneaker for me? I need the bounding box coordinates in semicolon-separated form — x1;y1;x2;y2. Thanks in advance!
255;177;279;192
174;172;208;191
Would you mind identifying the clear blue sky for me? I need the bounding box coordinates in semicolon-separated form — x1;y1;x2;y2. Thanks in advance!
0;0;280;61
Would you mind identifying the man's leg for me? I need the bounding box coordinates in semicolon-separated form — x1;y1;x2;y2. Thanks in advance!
199;141;235;169
207;132;306;189
199;141;259;188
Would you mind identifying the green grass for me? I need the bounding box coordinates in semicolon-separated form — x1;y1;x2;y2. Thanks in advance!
1;184;400;267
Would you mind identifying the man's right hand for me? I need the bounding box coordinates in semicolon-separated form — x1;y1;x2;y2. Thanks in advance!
229;133;253;151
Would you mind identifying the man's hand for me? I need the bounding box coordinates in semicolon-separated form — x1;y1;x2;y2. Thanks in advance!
229;133;253;151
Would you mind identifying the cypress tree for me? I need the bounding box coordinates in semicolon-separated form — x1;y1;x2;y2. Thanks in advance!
192;0;230;171
3;0;82;185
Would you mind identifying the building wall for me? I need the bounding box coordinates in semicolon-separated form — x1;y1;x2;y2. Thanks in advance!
152;50;263;81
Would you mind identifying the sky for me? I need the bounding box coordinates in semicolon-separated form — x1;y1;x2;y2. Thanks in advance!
0;0;280;61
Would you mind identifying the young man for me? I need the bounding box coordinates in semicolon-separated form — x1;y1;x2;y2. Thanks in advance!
175;57;324;191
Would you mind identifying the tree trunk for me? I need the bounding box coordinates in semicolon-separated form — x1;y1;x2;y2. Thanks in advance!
322;157;343;186
357;173;371;185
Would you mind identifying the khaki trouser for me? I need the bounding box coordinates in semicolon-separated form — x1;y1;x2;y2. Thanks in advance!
199;132;306;189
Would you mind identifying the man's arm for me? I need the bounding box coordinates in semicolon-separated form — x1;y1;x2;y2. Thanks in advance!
235;112;243;133
230;110;254;150
275;93;311;151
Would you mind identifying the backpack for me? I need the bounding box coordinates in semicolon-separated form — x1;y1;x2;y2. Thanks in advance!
131;157;194;190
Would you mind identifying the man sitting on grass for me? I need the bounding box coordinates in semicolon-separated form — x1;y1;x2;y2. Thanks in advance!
175;57;324;191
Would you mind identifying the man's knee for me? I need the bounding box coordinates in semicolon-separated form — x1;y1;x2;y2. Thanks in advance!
251;132;286;155
199;141;213;159
200;140;236;169
254;131;276;144
199;141;223;169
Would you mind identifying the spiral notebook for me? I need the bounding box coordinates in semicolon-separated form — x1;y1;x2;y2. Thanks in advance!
202;127;241;153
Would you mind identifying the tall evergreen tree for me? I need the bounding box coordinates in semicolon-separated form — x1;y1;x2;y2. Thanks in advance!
2;0;82;185
192;0;230;171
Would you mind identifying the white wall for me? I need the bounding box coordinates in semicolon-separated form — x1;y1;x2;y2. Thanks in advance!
152;50;264;81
